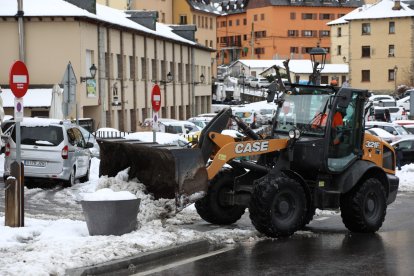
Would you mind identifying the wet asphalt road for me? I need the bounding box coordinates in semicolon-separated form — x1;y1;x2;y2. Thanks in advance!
144;192;414;276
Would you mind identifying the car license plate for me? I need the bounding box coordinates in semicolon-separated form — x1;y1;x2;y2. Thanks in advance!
24;160;47;167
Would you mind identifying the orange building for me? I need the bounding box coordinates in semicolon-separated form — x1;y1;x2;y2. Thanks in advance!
217;0;364;65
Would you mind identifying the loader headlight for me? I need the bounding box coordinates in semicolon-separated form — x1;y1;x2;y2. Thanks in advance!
288;129;301;139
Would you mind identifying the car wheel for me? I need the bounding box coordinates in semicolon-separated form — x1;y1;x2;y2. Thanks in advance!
64;167;76;187
79;161;90;183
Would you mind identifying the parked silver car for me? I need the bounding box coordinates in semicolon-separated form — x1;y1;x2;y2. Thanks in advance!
3;118;93;187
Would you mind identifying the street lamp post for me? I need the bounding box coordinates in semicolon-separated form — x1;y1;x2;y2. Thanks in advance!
394;65;398;92
309;43;327;85
242;67;245;99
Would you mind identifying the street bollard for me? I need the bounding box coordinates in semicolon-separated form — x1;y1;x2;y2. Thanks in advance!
5;162;24;227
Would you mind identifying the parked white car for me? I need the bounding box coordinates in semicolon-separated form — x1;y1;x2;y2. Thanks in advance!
365;121;413;142
3;118;93;187
397;96;410;112
250;77;270;88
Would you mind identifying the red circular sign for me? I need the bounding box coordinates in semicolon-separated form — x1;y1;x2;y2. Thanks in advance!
9;61;29;98
151;84;161;112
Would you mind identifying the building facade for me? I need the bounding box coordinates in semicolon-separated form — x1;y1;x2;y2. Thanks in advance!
0;0;213;131
329;0;414;93
217;0;364;65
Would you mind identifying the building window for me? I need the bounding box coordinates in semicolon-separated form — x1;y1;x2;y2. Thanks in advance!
210;18;213;29
290;12;296;20
260;14;265;20
161;60;166;82
179;15;187;25
117;54;122;79
362;46;371;58
210;40;213;47
302;13;316;20
338;13;346;18
243;34;247;40
255;31;266;38
193;15;196;25
141;57;147;79
362;23;371;35
362;70;370;82
236;19;240;26
229;20;232;27
151;59;157;81
105;52;110;78
319;30;330;37
290;47;299;54
302;47;313;54
319;13;333;20
288;30;298;37
185;64;190;83
243;18;247;25
254;14;258;21
170;61;174;82
389;45;395;57
221;21;226;27
337;27;342;37
198;16;201;27
337;45;342;55
388;69;396;81
302;30;315;37
254;48;265;55
129;56;135;79
161;13;165;23
178;63;183;82
389;21;395;34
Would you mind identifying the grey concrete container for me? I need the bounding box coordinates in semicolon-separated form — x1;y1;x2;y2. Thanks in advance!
81;198;141;236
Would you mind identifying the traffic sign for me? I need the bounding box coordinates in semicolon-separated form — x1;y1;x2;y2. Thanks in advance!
9;61;29;98
151;84;161;112
14;97;24;122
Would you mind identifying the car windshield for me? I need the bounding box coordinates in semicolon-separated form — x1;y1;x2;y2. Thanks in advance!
275;86;336;136
12;125;64;146
395;125;410;135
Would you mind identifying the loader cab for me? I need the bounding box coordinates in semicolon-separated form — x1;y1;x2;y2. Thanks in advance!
273;85;368;174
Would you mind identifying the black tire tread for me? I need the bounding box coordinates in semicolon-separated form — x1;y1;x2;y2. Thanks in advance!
340;178;386;233
195;169;246;225
249;174;307;238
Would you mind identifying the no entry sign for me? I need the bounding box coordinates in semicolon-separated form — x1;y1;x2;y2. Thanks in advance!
151;84;161;112
9;61;29;98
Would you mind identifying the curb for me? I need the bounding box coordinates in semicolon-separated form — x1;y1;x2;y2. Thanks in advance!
66;239;216;276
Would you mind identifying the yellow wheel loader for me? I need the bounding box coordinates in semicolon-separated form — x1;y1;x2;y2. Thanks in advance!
99;74;398;239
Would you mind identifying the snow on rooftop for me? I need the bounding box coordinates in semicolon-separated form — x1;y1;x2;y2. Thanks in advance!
344;0;414;20
238;60;348;74
1;88;52;108
1;0;195;45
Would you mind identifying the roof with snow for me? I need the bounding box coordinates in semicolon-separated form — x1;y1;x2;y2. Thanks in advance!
236;59;348;74
343;0;414;20
1;89;52;108
0;0;197;46
327;4;373;25
247;0;362;8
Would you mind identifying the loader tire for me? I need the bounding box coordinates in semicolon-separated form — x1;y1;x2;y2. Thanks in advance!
340;178;386;233
195;169;246;225
249;175;307;238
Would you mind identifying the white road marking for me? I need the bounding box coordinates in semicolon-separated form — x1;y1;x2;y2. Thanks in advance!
132;247;234;276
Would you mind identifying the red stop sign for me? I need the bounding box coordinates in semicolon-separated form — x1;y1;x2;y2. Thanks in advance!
151;84;161;112
9;61;29;98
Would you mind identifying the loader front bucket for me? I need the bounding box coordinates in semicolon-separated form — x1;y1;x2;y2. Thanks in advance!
98;139;208;210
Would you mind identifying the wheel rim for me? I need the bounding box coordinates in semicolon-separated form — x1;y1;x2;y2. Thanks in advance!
364;191;380;221
272;191;297;223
